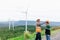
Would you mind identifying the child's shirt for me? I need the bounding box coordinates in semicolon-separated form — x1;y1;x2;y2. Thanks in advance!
45;24;51;35
46;24;51;30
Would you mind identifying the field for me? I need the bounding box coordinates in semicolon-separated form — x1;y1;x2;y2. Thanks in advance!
0;25;35;40
0;25;60;40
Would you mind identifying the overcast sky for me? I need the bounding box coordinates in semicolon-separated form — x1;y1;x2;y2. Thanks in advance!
0;0;60;22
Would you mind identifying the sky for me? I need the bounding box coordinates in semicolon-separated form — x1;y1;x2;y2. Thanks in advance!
0;0;60;22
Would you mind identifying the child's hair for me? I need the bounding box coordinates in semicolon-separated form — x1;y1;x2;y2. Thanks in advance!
46;20;49;24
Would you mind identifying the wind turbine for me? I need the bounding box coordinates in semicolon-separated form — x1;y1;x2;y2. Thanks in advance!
16;0;30;32
16;8;28;32
8;18;11;30
22;8;28;32
12;20;14;31
25;8;28;32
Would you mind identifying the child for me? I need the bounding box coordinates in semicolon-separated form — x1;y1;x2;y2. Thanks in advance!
35;19;41;40
45;20;51;40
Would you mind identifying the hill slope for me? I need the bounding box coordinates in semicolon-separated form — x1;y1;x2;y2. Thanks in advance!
0;20;60;27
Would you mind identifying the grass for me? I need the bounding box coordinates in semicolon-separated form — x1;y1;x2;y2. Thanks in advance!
0;25;60;40
0;25;35;40
8;28;60;40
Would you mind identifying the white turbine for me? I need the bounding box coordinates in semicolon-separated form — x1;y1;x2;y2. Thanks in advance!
21;8;28;32
12;20;14;30
16;8;28;32
16;0;30;32
8;18;11;30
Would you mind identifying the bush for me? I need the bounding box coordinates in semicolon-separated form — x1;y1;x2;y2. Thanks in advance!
52;27;60;30
24;31;31;40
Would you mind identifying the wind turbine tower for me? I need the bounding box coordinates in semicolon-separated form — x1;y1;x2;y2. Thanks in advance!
8;18;11;30
12;20;14;30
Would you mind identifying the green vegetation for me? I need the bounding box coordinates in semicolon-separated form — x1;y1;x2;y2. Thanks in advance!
0;25;60;40
0;25;35;40
8;29;60;40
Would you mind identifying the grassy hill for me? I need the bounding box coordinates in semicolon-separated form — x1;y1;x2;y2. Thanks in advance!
0;25;35;40
0;25;60;40
8;28;60;40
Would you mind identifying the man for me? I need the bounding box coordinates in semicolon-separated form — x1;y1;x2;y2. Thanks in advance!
45;20;51;40
35;19;41;40
35;19;45;40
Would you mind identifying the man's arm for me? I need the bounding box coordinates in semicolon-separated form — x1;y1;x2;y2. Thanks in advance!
40;22;45;25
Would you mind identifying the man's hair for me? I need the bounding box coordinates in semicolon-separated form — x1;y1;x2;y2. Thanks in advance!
36;19;40;22
36;19;40;27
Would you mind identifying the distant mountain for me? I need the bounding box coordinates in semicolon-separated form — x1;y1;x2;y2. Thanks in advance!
0;20;60;27
12;20;60;26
